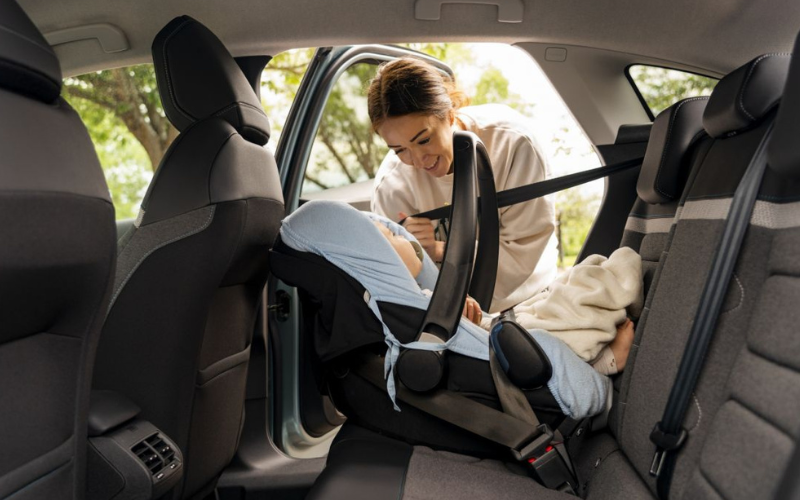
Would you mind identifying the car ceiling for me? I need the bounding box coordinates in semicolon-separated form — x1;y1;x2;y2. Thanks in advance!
20;0;800;78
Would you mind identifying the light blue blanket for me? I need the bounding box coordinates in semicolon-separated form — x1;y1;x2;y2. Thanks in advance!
280;200;610;418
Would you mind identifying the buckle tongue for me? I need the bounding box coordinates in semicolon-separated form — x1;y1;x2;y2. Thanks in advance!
649;423;688;477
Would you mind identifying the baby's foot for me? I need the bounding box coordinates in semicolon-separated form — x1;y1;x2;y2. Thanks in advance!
610;319;635;372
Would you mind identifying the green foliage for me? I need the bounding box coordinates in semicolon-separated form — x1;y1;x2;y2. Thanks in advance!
556;187;601;262
629;66;717;117
64;67;161;219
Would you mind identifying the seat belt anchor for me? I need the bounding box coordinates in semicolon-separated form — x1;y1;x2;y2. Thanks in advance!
649;423;687;477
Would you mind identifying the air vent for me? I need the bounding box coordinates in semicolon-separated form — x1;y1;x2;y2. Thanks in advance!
131;433;176;476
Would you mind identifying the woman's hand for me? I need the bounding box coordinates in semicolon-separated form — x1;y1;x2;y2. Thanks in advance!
462;295;482;325
399;212;445;262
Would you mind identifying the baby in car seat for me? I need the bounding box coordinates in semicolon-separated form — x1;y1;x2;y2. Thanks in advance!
281;200;613;419
373;219;636;376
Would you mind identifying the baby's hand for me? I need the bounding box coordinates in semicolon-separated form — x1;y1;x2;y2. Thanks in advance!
463;296;482;325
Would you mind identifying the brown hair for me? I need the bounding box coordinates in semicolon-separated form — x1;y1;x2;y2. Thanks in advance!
367;57;470;132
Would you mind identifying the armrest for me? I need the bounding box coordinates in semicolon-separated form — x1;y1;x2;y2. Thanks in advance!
88;390;141;437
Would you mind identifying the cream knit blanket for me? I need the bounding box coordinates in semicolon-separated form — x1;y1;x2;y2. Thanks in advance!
484;246;643;362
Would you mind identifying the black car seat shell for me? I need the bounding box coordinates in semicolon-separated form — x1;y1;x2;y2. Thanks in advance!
92;16;284;500
303;51;797;500
0;1;117;499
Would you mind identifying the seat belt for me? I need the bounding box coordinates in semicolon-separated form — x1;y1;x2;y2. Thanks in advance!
357;351;579;494
404;157;643;223
649;124;774;499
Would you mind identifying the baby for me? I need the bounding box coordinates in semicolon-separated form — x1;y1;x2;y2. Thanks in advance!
373;221;635;375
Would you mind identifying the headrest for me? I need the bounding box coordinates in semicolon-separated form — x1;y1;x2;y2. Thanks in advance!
768;36;800;179
637;97;708;204
0;0;62;102
703;53;791;138
152;16;270;145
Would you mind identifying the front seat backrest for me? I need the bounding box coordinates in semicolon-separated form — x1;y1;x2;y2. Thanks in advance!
92;16;284;500
0;1;117;499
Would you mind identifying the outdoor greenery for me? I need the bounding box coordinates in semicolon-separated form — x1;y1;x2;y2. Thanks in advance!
628;65;717;117
62;47;715;265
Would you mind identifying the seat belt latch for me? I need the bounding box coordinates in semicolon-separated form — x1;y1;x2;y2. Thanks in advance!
525;441;578;495
511;424;554;462
649;423;687;477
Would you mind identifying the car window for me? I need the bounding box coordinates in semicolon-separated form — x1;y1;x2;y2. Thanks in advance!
628;65;718;118
274;43;604;271
63;64;170;220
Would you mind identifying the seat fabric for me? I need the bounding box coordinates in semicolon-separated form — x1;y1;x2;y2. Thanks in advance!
304;52;798;500
92;16;284;500
0;1;116;499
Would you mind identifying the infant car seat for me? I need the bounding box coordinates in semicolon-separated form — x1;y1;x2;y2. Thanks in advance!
270;132;568;460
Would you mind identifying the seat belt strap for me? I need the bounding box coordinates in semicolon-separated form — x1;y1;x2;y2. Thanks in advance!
356;355;552;458
405;157;643;223
649;124;774;499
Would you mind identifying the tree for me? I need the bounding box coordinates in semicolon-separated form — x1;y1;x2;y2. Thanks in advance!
64;66;177;172
629;66;717;117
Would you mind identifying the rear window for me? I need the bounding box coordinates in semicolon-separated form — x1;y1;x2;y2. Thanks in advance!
628;65;718;119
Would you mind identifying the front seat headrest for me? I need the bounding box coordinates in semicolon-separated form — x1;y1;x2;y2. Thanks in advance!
152;16;270;145
769;36;800;180
703;53;791;138
0;1;62;102
637;97;708;204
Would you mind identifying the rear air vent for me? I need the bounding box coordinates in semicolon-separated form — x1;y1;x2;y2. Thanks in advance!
131;433;176;476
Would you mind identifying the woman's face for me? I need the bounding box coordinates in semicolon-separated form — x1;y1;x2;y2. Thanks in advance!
374;222;423;279
377;112;455;178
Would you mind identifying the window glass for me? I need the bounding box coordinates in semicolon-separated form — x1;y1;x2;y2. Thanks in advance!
64;64;169;220
628;65;718;118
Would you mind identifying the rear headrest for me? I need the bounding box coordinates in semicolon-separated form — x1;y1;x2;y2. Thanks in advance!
703;53;791;138
769;36;800;179
637;97;708;204
0;0;62;102
152;16;270;145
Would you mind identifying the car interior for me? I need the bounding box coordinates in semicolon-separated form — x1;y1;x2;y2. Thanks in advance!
2;0;800;499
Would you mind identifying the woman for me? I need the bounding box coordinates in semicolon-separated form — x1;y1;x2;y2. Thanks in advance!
369;57;559;314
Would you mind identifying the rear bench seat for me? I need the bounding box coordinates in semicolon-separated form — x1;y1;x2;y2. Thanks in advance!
305;50;796;500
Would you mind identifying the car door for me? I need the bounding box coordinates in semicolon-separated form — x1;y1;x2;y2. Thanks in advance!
269;45;455;457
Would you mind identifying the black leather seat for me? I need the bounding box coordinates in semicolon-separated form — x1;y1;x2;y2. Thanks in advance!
0;2;117;498
92;16;284;500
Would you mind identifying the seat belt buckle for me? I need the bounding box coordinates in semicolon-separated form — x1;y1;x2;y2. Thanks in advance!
511;424;554;462
524;440;578;495
649;423;687;477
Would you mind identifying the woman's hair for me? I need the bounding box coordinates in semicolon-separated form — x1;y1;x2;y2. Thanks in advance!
367;57;470;131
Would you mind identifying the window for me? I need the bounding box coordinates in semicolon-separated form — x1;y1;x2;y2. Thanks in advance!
628;65;718;118
64;65;169;220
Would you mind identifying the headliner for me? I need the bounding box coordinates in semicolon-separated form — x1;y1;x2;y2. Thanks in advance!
19;0;800;77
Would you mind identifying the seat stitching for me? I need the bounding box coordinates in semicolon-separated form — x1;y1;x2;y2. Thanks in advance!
686;393;703;431
738;53;790;121
721;273;744;314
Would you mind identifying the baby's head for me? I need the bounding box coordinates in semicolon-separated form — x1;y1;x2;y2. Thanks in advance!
373;221;424;278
